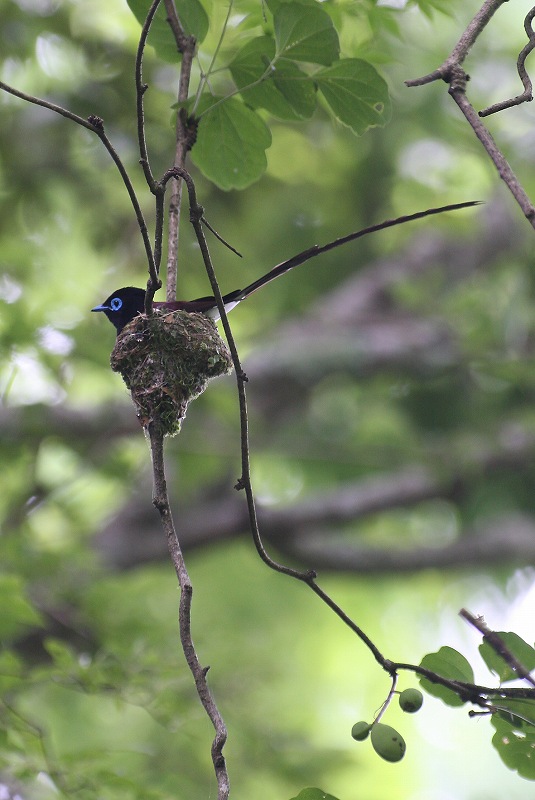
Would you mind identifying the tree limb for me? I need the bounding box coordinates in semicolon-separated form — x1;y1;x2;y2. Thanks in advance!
406;1;535;228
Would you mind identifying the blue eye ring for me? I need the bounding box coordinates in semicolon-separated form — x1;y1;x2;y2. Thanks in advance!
110;297;123;311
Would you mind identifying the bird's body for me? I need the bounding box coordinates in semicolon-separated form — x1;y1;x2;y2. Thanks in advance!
92;280;279;334
92;200;480;333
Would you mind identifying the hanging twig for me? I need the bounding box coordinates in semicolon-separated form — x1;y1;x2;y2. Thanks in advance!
135;0;162;193
479;6;535;116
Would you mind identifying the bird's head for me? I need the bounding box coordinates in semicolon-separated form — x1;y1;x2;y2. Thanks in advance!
92;287;146;333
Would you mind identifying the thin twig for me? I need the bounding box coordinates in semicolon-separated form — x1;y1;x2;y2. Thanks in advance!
148;424;230;800
405;0;509;87
201;216;242;258
135;0;162;192
480;6;535;116
460;608;535;687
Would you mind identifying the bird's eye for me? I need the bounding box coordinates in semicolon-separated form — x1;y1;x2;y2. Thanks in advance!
110;297;123;311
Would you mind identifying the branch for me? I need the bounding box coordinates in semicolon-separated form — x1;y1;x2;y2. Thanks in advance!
405;1;535;229
460;608;535;687
148;424;229;800
448;68;535;226
162;0;197;302
405;0;508;87
135;0;163;194
479;6;535;116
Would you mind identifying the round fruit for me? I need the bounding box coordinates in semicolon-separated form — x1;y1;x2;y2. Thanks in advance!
399;688;424;713
370;723;406;762
351;721;371;741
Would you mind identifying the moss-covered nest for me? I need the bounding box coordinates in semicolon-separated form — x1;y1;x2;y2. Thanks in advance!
110;309;233;436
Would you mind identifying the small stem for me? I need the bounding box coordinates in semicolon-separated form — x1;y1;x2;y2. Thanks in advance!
135;0;163;192
374;673;398;724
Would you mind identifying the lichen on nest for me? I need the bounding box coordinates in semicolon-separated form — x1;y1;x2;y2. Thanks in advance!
110;308;233;436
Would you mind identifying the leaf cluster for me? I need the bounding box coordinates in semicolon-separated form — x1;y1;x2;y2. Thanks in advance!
129;0;391;188
420;635;535;780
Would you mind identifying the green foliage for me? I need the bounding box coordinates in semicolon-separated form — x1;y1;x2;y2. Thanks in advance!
191;96;272;190
229;37;317;121
419;636;535;780
419;646;474;706
315;59;390;134
0;575;43;638
126;0;209;55
289;790;341;800
492;712;535;781
480;632;535;683
128;0;391;188
273;2;340;64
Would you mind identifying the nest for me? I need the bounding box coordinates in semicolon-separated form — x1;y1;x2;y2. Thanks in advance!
110;308;233;436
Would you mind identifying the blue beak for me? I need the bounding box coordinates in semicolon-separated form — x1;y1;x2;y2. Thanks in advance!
91;304;109;312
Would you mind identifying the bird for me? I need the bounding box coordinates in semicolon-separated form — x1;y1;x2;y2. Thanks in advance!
92;200;480;334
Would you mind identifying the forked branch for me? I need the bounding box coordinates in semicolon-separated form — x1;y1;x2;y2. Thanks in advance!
406;0;535;229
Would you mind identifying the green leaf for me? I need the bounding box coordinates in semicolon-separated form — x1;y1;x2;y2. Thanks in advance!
274;2;340;65
230;37;316;120
492;698;535;729
126;0;208;62
419;646;474;707
267;0;318;13
0;650;24;693
492;713;535;780
0;574;42;638
190;97;272;190
315;58;391;135
45;637;80;671
289;790;341;800
479;632;535;683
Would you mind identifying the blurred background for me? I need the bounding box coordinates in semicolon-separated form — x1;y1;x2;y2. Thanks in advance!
2;0;535;797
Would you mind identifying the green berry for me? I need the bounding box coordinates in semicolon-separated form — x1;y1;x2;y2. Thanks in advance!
399;688;424;713
351;721;371;741
370;723;406;762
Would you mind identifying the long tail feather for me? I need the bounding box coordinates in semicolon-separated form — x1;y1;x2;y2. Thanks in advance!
237;200;481;300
